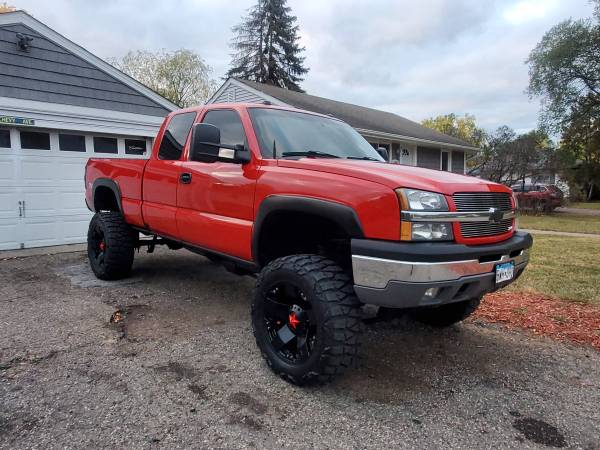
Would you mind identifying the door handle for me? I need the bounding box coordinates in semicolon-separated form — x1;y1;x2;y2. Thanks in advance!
180;173;192;184
18;201;23;217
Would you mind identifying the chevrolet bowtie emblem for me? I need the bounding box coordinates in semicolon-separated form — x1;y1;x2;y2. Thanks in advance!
489;207;503;224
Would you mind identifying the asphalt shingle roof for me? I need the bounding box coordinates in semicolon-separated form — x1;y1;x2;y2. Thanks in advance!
237;78;477;150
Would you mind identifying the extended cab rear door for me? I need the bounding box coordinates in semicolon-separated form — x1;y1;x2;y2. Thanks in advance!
142;111;197;237
176;108;258;261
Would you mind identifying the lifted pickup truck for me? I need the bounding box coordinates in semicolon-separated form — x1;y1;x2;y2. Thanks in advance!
85;103;532;385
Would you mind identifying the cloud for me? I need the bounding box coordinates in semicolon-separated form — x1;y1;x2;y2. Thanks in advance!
12;0;597;133
502;0;560;25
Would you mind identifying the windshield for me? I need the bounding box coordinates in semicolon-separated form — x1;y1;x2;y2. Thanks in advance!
248;108;384;161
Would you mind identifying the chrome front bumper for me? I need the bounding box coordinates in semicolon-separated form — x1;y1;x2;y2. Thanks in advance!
352;249;529;289
351;232;533;308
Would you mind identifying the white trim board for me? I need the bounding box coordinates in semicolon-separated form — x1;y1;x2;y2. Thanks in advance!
0;96;164;136
0;11;179;112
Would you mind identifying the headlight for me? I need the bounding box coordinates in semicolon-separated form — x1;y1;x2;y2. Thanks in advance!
396;188;453;241
411;222;453;241
402;189;448;210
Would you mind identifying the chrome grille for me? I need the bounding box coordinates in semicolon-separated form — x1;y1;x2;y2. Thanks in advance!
453;192;512;211
453;192;513;238
460;219;513;238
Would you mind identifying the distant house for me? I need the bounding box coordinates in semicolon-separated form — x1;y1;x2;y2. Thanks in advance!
208;78;479;173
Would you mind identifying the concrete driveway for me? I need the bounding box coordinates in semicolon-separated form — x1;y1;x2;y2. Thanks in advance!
1;248;599;449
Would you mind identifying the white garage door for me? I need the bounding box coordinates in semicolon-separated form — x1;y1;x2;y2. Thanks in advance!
0;128;149;251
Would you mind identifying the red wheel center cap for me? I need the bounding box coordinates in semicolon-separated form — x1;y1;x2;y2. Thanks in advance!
99;241;106;251
288;312;301;329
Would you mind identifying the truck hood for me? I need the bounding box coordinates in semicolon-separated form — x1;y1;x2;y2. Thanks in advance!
277;159;510;195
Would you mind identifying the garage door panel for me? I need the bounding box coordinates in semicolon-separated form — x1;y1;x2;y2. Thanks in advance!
0;219;19;250
21;189;58;218
61;214;93;241
0;188;19;219
57;160;87;181
2;128;148;250
21;160;54;184
0;157;17;184
20;218;59;248
60;191;88;213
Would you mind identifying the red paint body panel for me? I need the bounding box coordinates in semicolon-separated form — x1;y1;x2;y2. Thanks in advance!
84;103;517;263
85;158;147;227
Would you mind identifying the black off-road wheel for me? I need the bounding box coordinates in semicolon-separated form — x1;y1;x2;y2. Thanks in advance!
409;296;482;327
87;212;136;280
252;255;363;385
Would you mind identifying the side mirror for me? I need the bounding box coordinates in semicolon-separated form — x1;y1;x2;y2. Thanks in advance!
377;147;389;161
190;123;251;164
190;123;220;163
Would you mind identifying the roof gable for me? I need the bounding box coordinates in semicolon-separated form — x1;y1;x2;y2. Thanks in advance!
227;78;477;150
0;11;178;116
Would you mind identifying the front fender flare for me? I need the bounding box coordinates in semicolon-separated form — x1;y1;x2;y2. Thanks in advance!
252;195;364;266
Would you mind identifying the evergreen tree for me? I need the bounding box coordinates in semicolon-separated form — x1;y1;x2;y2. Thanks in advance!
227;0;308;92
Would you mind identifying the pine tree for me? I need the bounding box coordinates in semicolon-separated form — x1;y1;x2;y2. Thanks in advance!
227;0;308;92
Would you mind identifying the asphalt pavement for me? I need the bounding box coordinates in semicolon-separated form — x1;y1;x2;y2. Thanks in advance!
1;248;599;449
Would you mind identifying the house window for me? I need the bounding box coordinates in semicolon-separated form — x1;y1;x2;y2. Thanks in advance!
125;139;147;155
416;146;440;170
158;112;196;160
59;134;86;152
441;151;449;171
20;131;50;150
0;129;10;148
93;137;118;154
451;151;465;173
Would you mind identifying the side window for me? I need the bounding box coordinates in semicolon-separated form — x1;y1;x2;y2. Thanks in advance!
158;112;196;160
0;129;10;148
201;109;247;147
125;138;147;155
20;131;50;150
93;137;118;154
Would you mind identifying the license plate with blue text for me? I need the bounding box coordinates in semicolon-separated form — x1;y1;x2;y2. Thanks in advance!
495;261;515;284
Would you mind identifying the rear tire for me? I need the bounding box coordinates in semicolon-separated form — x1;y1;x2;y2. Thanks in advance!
87;212;136;280
252;254;363;385
409;296;482;327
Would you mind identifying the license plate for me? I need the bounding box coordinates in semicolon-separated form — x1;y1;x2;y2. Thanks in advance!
495;262;515;284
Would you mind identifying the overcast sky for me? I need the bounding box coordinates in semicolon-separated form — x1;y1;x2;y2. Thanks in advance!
15;0;596;133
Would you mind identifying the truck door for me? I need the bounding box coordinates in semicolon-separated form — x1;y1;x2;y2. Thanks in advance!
142;111;197;237
176;108;258;261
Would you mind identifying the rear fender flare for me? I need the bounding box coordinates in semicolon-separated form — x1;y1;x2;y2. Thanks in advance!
92;178;123;213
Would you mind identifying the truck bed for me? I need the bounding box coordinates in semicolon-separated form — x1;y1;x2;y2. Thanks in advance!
85;158;148;228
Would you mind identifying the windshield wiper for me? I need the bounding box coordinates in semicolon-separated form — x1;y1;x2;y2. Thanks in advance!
280;150;340;159
346;156;381;161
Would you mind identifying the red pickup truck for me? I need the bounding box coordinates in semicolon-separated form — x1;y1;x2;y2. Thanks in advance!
85;103;532;385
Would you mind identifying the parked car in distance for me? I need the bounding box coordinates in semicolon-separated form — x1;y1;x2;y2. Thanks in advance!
85;103;533;385
511;183;564;213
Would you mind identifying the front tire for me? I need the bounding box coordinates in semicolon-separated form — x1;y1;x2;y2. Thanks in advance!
252;255;363;385
87;212;136;280
409;296;482;327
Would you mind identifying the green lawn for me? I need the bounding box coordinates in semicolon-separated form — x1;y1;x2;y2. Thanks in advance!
570;202;600;210
518;213;600;235
509;235;600;305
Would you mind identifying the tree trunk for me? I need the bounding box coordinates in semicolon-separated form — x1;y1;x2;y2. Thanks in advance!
588;182;595;201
